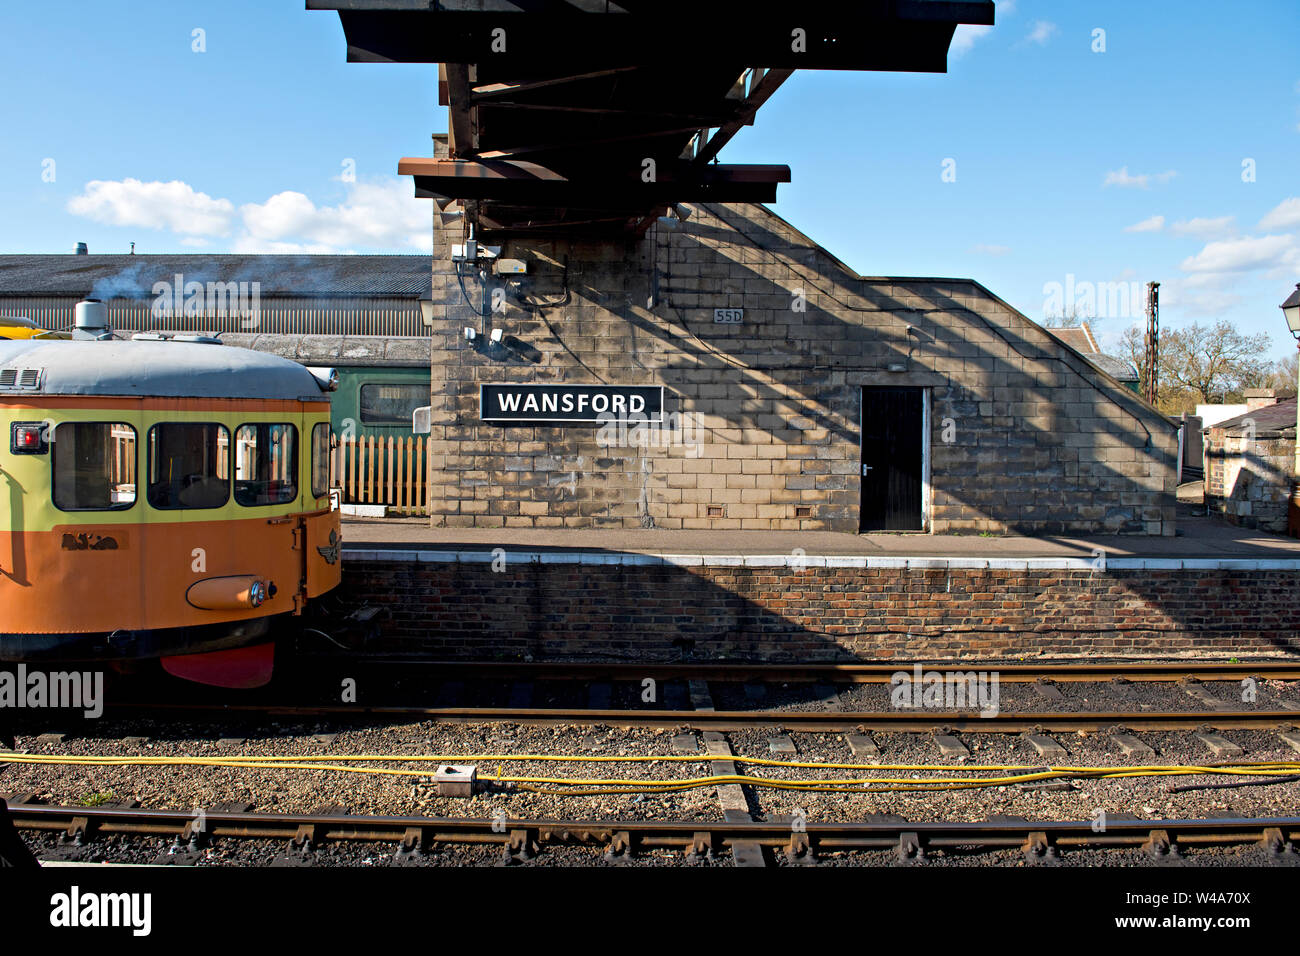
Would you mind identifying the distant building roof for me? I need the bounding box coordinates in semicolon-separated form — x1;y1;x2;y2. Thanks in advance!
1043;323;1137;383
1211;398;1297;439
0;254;432;299
1083;353;1139;383
1046;324;1099;353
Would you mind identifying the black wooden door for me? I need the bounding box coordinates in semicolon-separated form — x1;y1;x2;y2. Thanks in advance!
859;387;924;531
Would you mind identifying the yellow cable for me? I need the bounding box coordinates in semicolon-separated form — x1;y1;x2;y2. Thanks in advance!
4;752;1297;795
8;751;1300;773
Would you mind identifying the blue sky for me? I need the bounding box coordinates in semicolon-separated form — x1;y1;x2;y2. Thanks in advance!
1;0;1298;359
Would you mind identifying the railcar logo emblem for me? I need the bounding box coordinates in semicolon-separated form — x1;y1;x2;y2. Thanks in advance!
317;529;340;565
61;533;119;551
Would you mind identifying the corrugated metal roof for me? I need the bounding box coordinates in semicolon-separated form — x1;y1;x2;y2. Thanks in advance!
0;255;432;298
0;339;329;401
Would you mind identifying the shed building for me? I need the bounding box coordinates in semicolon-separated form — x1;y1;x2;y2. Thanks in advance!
1205;396;1297;534
0;254;433;336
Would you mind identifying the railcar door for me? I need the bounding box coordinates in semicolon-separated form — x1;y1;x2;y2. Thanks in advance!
300;417;342;604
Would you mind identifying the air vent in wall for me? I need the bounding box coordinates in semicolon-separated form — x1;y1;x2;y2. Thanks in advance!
0;368;42;389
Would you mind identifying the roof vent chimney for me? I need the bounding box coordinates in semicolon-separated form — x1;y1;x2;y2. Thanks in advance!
1244;388;1278;411
73;299;111;340
75;242;88;255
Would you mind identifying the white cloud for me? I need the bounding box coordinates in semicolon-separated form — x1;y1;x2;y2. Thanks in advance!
1159;277;1245;317
228;238;348;255
970;243;1011;256
1179;234;1297;273
951;24;993;57
67;178;234;236
1259;197;1300;231
1124;215;1165;233
239;180;431;252
998;0;1017;14
1103;167;1178;189
1025;20;1058;45
66;176;431;253
1169;216;1236;239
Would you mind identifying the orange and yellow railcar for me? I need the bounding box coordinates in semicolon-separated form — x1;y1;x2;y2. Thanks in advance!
0;315;341;687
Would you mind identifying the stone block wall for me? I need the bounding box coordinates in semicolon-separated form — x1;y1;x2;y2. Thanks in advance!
1206;430;1296;533
424;152;1176;534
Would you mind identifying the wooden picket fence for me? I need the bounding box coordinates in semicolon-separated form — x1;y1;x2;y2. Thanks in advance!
332;435;429;515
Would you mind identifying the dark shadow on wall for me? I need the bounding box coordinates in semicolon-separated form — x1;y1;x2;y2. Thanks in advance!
334;550;1300;663
449;200;1177;535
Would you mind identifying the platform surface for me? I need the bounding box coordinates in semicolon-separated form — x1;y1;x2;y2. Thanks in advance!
340;515;1300;561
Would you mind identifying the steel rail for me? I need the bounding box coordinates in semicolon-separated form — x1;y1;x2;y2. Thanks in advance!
110;702;1300;732
280;658;1300;684
7;802;1297;855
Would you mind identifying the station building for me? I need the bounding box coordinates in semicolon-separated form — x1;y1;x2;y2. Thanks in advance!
424;184;1179;536
293;0;1175;536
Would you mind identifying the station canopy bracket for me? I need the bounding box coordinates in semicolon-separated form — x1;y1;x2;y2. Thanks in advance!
309;1;995;239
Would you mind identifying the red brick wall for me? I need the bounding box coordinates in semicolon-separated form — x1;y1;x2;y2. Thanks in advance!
338;561;1300;661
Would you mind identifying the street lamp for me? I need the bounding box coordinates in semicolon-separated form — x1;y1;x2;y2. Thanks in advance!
1282;283;1300;340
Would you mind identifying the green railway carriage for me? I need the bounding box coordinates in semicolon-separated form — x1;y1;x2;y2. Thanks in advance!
218;334;431;440
331;366;432;440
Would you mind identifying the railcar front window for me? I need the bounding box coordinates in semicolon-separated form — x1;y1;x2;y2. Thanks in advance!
146;423;230;510
311;422;330;499
52;422;137;511
234;423;298;506
360;383;428;426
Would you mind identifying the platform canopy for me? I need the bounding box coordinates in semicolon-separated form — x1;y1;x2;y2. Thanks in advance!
308;1;995;239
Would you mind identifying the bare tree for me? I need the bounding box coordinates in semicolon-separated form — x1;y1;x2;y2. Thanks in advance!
1162;321;1272;403
1122;319;1273;413
1043;306;1093;329
1267;350;1299;397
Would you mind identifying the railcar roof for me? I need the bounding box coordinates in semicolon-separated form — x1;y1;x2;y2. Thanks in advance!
0;339;329;401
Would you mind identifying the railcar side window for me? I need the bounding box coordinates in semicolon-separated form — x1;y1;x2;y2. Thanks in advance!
234;423;298;506
52;422;137;511
360;383;428;426
311;422;330;499
146;423;230;510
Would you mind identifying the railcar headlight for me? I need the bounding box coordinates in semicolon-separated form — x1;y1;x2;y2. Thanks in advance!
186;575;273;611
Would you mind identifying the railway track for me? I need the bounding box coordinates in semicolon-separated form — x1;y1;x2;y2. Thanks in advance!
5;800;1297;863
283;658;1300;684
109;702;1300;733
76;657;1299;733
